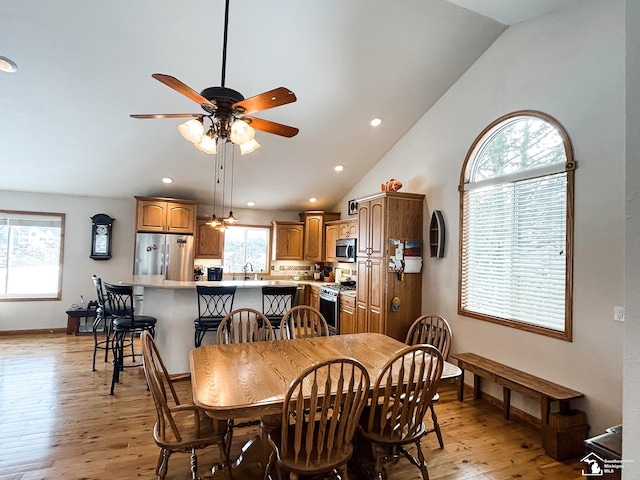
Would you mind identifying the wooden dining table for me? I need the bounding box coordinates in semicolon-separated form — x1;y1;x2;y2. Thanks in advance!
190;332;462;478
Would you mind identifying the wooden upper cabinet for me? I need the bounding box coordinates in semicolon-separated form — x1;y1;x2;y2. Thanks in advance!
195;217;224;259
300;211;340;262
338;220;358;239
135;196;197;234
272;221;304;260
136;201;167;232
325;223;339;263
166;202;196;232
357;197;384;258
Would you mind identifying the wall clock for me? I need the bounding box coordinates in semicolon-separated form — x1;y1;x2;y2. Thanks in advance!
90;214;115;260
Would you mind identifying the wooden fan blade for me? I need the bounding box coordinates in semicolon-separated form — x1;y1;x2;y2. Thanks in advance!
233;87;296;115
130;113;204;119
244;116;299;138
151;73;217;111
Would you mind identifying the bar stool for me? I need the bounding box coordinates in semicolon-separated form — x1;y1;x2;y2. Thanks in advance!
103;282;157;395
194;285;237;347
91;275;112;371
261;286;298;339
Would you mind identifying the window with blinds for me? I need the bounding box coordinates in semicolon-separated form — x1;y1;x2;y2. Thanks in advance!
0;211;65;300
459;111;575;341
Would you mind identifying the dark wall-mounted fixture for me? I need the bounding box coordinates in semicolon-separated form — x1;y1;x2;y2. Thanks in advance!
429;210;445;258
348;199;358;215
90;214;115;260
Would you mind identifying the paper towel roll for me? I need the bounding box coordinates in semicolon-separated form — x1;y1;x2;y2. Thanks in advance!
404;257;422;273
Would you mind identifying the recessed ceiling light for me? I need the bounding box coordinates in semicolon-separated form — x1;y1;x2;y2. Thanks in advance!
0;56;17;73
161;177;173;184
370;118;382;127
334;165;344;172
309;197;317;203
247;201;255;207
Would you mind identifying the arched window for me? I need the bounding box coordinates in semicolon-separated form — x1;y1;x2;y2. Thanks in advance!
458;111;576;340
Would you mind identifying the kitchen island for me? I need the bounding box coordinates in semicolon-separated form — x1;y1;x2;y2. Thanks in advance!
121;275;317;373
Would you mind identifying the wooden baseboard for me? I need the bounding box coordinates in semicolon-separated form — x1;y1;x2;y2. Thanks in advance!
0;328;67;336
462;383;541;427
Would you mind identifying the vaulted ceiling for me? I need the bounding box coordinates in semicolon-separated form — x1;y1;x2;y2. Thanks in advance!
0;0;579;212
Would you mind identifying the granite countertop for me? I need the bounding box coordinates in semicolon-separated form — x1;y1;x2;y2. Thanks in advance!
121;275;335;289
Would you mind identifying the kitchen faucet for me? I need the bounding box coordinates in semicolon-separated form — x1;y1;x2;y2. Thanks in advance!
242;262;253;280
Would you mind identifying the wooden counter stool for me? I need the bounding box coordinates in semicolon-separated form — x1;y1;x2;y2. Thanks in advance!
194;285;237;347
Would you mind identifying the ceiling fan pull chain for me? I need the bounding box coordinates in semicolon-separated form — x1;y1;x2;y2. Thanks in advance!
221;0;230;88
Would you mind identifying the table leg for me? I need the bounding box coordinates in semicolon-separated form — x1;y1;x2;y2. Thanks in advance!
541;398;552;425
473;374;482;399
260;414;280;468
208;414;280;480
458;369;465;401
66;315;79;335
503;387;511;419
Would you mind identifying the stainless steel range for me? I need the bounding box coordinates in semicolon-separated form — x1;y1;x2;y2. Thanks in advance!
318;283;356;335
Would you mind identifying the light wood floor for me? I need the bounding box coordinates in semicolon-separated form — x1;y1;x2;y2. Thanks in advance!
0;333;586;480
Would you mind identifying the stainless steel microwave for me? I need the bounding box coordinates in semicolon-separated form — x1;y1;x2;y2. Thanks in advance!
335;238;357;263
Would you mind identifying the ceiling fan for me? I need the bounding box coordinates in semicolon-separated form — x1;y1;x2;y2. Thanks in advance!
130;0;299;154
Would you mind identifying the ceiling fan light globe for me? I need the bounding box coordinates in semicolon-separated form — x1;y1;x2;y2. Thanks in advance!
178;119;204;143
194;134;217;154
230;119;255;144
240;138;261;155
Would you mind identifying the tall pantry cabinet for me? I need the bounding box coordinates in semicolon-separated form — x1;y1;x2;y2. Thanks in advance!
355;191;424;341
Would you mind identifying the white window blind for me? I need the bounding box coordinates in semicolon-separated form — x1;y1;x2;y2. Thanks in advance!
459;112;574;339
461;172;568;332
0;211;64;299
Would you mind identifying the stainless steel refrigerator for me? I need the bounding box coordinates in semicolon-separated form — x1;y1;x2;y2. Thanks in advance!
134;233;194;281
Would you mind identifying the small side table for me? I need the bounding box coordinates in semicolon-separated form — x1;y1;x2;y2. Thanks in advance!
66;308;98;335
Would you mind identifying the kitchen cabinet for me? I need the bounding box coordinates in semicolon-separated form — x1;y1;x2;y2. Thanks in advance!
325;223;339;263
272;221;304;260
309;285;320;311
338;220;358;239
135;196;197;234
339;293;356;335
355;191;424;341
300;211;340;262
356;197;385;258
325;219;358;263
195;217;224;259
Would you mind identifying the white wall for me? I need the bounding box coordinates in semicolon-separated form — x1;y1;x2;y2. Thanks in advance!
0;190;136;330
335;0;625;435
624;0;640;475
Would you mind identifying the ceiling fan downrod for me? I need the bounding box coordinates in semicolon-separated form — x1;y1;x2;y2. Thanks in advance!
220;0;230;88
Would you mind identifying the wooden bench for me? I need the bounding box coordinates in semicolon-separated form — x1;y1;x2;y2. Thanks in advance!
451;352;584;426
